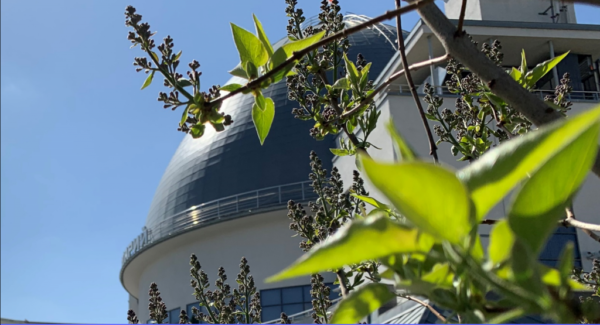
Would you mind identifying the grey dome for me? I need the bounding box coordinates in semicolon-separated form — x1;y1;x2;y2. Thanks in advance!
145;17;401;230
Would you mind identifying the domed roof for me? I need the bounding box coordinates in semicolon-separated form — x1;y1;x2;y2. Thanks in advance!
145;17;400;230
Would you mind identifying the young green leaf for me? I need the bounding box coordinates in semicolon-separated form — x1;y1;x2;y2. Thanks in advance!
361;158;471;243
510;67;524;85
330;284;395;324
230;23;269;68
180;104;194;127
385;120;417;161
245;61;258;79
520;49;528;75
190;124;205;139
266;215;434;282
332;77;350;90
359;62;372;90
487;219;514;265
343;52;360;90
457;105;600;223
526;51;570;88
508;118;600;254
177;78;193;88
228;64;249;79
219;83;243;92
351;194;391;211
252;14;273;57
330;148;350;157
251;94;275;145
141;71;155;90
268;31;326;84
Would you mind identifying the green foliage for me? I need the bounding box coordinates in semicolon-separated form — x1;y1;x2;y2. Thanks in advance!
141;71;154;89
251;92;275;145
230;23;269;70
386;120;417;162
330;283;395;324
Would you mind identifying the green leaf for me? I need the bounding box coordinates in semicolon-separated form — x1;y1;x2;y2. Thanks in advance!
177;78;193;88
252;14;273;57
421;263;454;289
190;124;205;139
268;30;326;84
141;71;154;90
359;62;372;90
267;215;434;282
332;78;350;90
385;120;417;161
330;148;350;157
180;104;194;127
487;219;514;265
526;51;569;88
510;67;523;85
330;284;395;324
173;50;182;62
228;64;248;79
510;240;544;295
351;194;391;211
251;93;275;145
520;49;528;75
230;23;269;68
508;117;600;254
245;61;258;79
539;264;589;291
343;52;360;90
219;83;243;92
457;105;600;223
361;158;471;244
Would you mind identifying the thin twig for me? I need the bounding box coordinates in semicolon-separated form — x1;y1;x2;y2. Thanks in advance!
395;0;439;163
456;0;468;34
416;2;600;178
564;207;600;242
336;270;349;298
341;54;449;118
206;0;434;109
400;295;447;323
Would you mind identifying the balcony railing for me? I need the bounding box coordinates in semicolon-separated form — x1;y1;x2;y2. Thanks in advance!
395;84;600;102
122;181;317;265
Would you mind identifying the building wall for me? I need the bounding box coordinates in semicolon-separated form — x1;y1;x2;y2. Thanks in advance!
445;0;576;24
333;94;599;271
128;209;335;322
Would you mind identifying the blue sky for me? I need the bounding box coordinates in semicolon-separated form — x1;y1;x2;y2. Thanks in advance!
1;1;599;323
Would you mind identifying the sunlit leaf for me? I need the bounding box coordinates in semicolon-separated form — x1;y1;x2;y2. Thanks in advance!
362;159;471;243
267;215;434;282
251;93;275;145
330;284;395;324
508;114;600;253
231;23;269;68
332;77;350;90
219;83;243;92
351;194;391;211
487;219;514;265
330;148;350;156
141;71;154;90
526;51;569;88
190;124;205;139
457;105;600;223
252;14;273;57
228;64;248;79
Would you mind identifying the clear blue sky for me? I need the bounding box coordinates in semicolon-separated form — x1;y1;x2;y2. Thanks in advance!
1;1;599;323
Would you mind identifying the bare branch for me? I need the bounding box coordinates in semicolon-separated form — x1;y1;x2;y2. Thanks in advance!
564;207;600;242
415;2;600;179
395;0;439;163
400;295;447;323
456;0;468;34
208;0;434;108
336;270;349;298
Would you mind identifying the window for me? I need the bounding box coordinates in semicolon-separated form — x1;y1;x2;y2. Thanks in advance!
260;283;338;322
167;308;181;324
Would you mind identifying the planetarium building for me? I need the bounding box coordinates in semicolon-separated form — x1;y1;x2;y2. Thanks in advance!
121;1;600;324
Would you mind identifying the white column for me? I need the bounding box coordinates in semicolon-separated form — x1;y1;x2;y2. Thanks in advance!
548;40;560;88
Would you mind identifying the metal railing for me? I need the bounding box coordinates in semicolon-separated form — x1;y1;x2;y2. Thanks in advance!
122;181;317;265
262;298;343;324
395;84;600;102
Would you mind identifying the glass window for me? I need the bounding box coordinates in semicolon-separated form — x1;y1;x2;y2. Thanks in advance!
282;286;303;304
260;283;338;322
168;308;181;324
261;289;281;306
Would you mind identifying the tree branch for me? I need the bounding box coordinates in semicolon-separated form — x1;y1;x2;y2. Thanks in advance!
456;0;468;34
415;2;600;179
208;0;434;108
564;207;600;242
341;54;449;118
336;270;349;298
396;0;439;163
400;295;447;323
